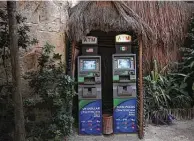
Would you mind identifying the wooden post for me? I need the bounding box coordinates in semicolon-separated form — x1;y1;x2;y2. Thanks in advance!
71;41;79;78
138;36;144;139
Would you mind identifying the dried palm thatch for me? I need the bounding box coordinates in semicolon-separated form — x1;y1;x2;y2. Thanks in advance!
67;1;154;42
67;1;193;72
126;1;193;72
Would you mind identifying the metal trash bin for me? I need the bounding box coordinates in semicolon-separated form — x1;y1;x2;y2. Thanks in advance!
103;114;113;135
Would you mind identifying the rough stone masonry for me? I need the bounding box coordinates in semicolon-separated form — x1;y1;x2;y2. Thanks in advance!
0;0;78;97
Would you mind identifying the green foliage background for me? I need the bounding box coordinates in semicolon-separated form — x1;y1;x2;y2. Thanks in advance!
24;43;76;141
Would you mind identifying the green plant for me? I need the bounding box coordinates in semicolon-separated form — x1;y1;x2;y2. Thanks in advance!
177;16;194;103
166;74;192;108
144;60;192;124
144;60;170;113
24;43;76;141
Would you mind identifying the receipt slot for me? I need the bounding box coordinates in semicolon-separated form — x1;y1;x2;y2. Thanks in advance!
113;34;137;133
78;36;102;135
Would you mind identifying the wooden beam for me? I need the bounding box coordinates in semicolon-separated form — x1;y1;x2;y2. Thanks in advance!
138;35;144;139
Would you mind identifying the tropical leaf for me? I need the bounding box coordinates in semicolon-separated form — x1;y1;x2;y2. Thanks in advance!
184;72;194;82
180;83;187;89
168;73;187;77
192;83;194;91
190;61;194;68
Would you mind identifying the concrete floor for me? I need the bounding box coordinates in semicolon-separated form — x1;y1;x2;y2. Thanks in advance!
68;119;194;141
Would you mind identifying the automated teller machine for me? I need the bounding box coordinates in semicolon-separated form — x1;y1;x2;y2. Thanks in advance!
78;36;102;135
112;34;137;133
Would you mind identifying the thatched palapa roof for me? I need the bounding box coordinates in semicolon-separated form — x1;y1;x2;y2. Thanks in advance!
67;1;154;42
67;1;193;72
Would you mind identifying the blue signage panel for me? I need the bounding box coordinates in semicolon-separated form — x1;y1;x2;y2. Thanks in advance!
113;98;137;133
79;100;102;135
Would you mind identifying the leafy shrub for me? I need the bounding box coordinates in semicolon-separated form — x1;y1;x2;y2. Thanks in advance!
166;74;192;108
24;43;76;141
178;16;194;103
144;60;170;115
144;60;192;124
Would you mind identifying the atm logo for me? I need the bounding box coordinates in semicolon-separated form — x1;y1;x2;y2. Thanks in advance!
82;36;98;44
116;34;131;43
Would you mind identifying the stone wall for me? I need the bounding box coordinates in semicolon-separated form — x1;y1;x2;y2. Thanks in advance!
0;1;75;96
18;1;72;96
17;1;71;69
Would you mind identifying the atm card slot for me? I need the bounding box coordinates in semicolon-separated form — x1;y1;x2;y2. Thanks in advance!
84;82;95;85
84;77;95;84
119;76;130;82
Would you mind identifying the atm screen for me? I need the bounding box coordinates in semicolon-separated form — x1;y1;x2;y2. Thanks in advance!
83;60;96;70
117;59;131;69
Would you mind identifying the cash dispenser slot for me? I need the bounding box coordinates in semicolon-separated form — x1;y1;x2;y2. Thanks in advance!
84;77;95;84
118;85;133;96
119;76;130;82
82;87;97;98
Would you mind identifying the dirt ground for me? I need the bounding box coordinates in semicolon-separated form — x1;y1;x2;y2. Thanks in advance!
68;119;194;141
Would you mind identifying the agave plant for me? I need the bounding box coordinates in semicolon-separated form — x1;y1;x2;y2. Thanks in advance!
144;59;193;124
144;60;170;115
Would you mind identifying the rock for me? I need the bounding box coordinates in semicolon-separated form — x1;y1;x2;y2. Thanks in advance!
22;46;42;72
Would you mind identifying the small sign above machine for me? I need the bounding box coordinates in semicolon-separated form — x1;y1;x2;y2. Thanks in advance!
82;36;98;55
116;34;132;43
82;36;98;44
